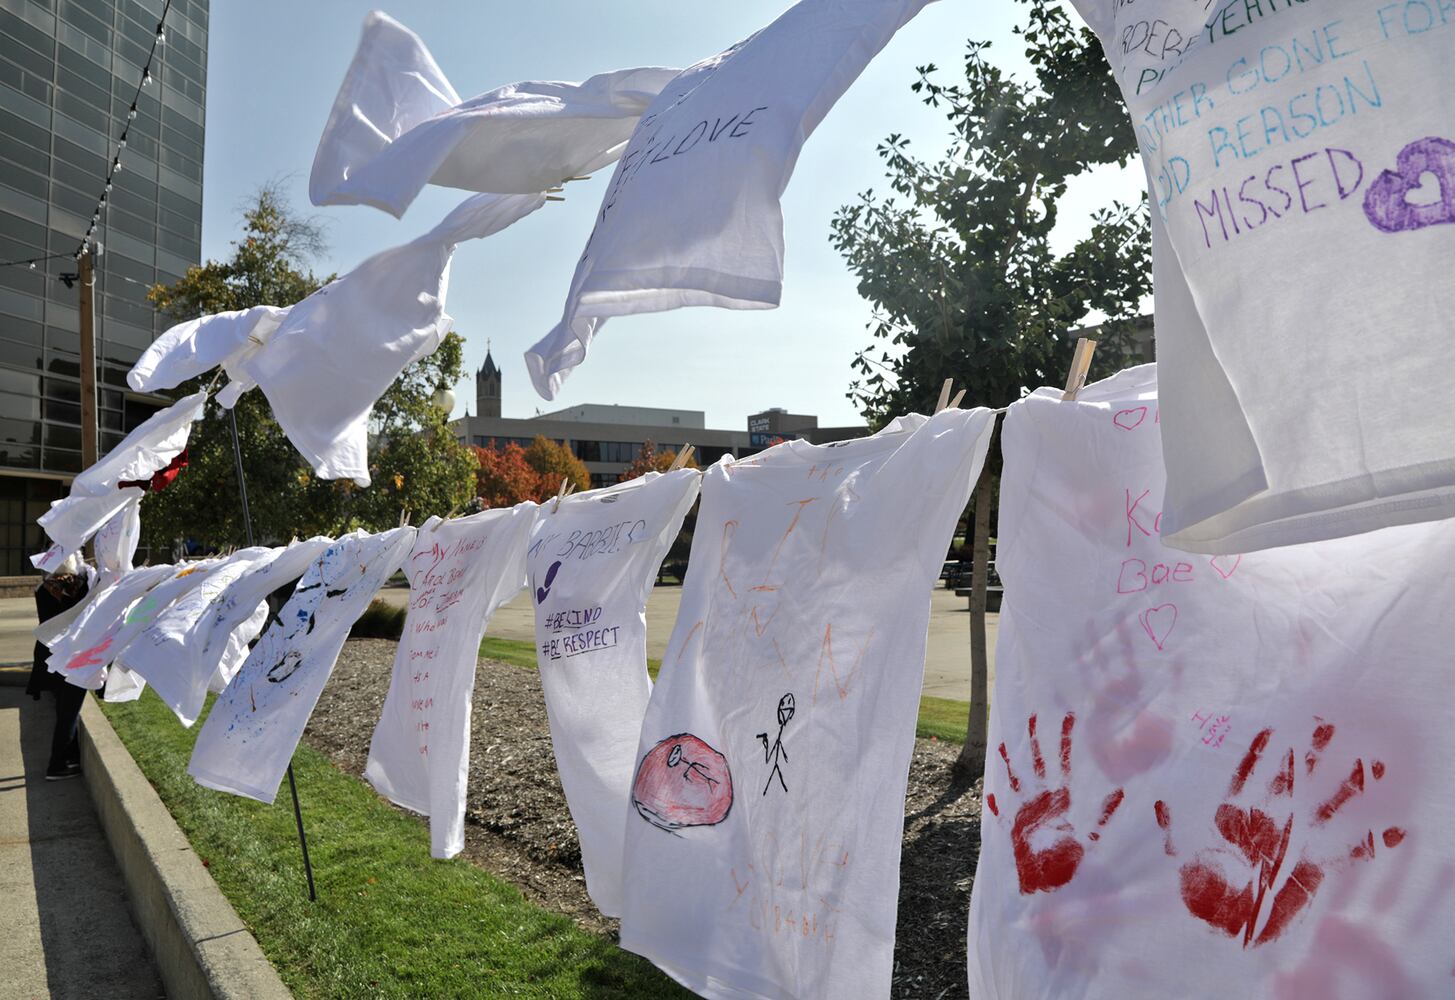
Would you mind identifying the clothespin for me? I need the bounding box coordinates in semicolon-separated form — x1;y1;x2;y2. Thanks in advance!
432;502;463;531
1062;338;1097;401
204;367;225;396
546;194;566;202
668;444;695;472
546;186;565;194
933;378;954;414
552;477;573;513
948;389;967;410
563;175;592;183
398;507;411;528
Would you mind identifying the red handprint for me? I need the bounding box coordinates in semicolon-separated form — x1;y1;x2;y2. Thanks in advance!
1154;720;1406;947
987;712;1126;894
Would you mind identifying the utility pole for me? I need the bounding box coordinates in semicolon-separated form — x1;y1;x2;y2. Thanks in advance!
78;242;98;469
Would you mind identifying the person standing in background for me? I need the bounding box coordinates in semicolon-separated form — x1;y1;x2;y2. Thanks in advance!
26;554;92;780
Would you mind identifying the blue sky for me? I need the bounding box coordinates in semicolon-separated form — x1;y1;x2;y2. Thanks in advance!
199;1;1141;428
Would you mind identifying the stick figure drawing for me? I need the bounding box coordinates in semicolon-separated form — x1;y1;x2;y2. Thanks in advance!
758;692;795;796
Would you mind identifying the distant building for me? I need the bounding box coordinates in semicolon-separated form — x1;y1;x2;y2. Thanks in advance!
0;0;210;573
453;349;869;488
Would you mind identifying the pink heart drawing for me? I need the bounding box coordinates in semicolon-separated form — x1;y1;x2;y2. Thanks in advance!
1139;604;1178;651
1363;136;1455;233
1209;554;1242;580
1113;407;1148;431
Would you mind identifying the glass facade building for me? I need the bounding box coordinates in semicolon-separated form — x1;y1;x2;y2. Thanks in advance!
0;0;207;574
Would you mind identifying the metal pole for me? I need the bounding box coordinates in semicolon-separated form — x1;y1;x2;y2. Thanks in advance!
78;245;98;469
227;406;317;901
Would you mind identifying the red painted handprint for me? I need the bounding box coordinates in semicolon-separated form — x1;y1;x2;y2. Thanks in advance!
987;712;1126;894
1154;721;1406;947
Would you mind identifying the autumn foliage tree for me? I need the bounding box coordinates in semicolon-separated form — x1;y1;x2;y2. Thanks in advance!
473;436;590;508
617;440;698;482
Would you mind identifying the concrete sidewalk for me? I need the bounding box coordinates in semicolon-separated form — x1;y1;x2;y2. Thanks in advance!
0;685;166;1000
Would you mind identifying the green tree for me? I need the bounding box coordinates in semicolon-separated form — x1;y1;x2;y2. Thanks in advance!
143;183;477;549
830;1;1150;777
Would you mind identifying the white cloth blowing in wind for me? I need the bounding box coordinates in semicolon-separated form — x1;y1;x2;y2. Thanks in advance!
524;0;940;400
31;390;206;567
1067;0;1455;553
128;194;543;487
309;10;680;217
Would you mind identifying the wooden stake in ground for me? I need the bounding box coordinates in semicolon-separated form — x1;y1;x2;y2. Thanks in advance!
954;417;999;781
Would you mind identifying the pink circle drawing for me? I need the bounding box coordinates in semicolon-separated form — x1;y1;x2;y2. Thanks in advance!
632;733;733;832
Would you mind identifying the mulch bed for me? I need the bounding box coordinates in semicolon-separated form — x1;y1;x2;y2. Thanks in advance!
305;638;984;999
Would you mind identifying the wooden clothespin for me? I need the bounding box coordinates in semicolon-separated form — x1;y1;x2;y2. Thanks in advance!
563;175;592;183
552;477;574;513
546;186;565;194
1062;338;1097;401
933;378;954;414
948;388;967;410
668;444;695;472
546;194;566;202
398;507;411;528
204;367;225;396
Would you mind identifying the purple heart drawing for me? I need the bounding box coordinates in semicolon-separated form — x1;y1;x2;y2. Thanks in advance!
1363;136;1455;233
1139;604;1178;651
535;560;561;605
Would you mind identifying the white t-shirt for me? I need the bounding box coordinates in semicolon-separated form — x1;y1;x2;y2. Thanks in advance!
528;469;701;916
92;495;141;588
1068;0;1455;553
128;306;290;394
969;365;1455;999
524;0;939;400
310;10;679;217
124;538;333;726
190;527;416;804
619;409;994;999
46;564;175;690
224;192;544;486
101;557;223;702
32;390;205;563
365;505;537;859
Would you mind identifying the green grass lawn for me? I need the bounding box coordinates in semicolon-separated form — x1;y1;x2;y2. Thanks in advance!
101;691;691;1000
479;636;971;744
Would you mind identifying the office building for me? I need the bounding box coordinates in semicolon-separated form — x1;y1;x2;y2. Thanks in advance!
452;350;869;488
0;0;208;574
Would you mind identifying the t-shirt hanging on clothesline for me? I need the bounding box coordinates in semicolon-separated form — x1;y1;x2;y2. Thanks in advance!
45;564;175;690
967;365;1455;1000
127;305;290;396
100;557;224;704
524;0;939;400
190;527;416;804
205;192;544;486
1066;0;1455;553
619;410;994;1000
310;10;680;217
92;495;141;589
32;390;206;565
528;469;700;916
365;504;537;859
125;538;334;726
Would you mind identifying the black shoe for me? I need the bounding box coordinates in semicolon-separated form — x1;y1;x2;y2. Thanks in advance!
45;763;81;781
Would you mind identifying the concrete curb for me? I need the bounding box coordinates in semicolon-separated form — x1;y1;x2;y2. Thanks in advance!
80;695;293;999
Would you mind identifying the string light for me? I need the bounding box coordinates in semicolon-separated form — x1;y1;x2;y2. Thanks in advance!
53;0;173;267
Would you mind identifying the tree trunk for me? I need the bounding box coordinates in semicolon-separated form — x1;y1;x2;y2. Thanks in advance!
954;461;994;781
